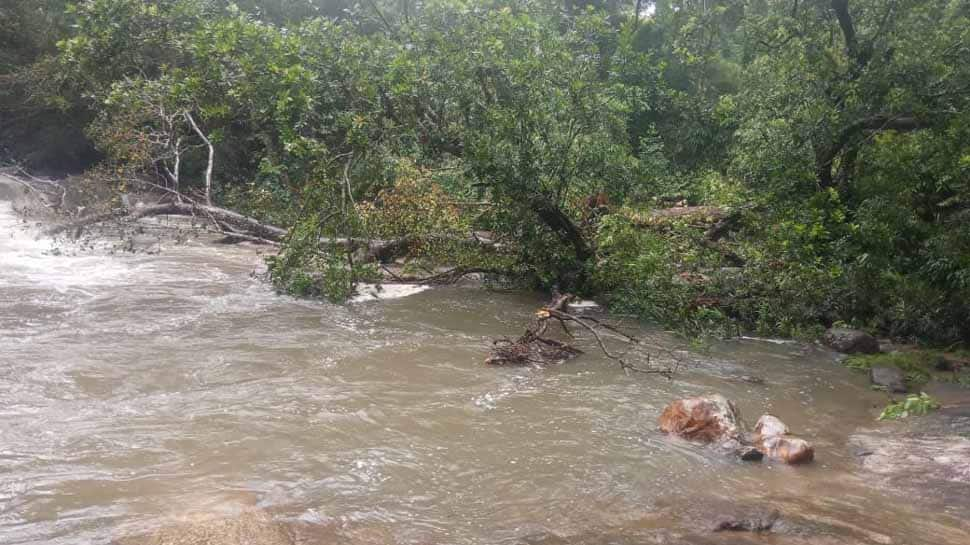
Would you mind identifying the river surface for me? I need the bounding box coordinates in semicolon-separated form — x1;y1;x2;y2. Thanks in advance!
1;181;968;544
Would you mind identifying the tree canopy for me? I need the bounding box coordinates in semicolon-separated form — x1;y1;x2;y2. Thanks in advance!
2;0;968;342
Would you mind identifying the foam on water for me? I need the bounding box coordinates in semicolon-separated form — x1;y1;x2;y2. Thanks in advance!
0;205;133;291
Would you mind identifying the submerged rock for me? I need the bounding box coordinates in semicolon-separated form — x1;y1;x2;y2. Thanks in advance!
712;509;780;532
113;508;293;545
869;365;907;393
851;414;970;510
822;327;880;354
658;394;743;444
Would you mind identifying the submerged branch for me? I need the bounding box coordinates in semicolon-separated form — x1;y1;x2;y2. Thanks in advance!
486;294;681;377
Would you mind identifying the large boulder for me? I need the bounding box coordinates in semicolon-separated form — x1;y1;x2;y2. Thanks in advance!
869;365;907;393
658;394;742;444
822;327;880;354
753;414;815;465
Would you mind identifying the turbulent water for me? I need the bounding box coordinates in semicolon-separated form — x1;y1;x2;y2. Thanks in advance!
1;179;968;544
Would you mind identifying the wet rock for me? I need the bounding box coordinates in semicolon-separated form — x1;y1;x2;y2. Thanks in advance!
822;327;880;354
712;509;780;532
658;394;742;444
754;414;790;438
754;414;815;465
935;356;956;372
924;380;970;411
934;353;968;372
760;435;815;464
870;365;907;393
659;398;815;465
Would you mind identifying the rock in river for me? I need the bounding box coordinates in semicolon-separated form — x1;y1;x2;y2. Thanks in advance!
712;508;780;533
753;414;790;438
822;327;880;354
869;365;907;393
753;414;815;465
113;508;293;545
658;394;742;444
660;398;815;465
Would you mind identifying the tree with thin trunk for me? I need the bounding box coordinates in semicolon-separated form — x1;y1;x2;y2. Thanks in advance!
184;111;214;206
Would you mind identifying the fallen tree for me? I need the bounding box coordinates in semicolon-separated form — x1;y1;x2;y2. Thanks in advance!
42;189;503;265
43;201;288;243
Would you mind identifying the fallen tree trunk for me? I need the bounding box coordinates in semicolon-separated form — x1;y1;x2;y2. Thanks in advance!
43;200;503;263
359;233;502;263
43;202;288;242
624;205;729;228
380;265;510;285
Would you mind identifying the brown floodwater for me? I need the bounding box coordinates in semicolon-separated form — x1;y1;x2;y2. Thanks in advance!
1;182;968;544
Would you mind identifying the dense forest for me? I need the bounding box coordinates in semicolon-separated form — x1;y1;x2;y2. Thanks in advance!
2;0;968;343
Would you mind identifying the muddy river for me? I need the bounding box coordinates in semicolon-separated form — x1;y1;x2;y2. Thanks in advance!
1;178;967;544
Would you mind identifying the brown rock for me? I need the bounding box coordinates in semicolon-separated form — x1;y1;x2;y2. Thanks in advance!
754;414;790;438
760;435;815;464
658;394;742;443
753;414;815;464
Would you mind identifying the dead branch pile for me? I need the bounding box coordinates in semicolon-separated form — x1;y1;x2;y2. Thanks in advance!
486;294;684;377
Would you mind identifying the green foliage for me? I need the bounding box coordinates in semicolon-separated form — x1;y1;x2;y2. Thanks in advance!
592;213;733;336
878;393;940;421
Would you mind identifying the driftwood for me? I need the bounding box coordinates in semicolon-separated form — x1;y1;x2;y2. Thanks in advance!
486;294;682;376
486;294;584;365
